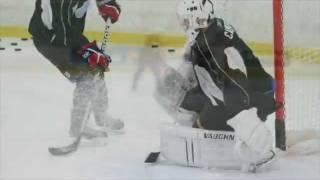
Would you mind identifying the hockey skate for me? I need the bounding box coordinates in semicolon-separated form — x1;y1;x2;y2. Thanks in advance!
81;126;109;139
70;126;108;139
96;115;125;134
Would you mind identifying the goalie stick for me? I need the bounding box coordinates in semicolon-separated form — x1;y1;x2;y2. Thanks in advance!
48;18;112;156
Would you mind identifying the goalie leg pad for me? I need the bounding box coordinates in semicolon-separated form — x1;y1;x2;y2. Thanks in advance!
227;108;273;154
160;124;242;169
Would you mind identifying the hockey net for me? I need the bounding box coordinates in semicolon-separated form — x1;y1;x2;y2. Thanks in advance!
214;0;320;151
133;0;319;151
273;0;320;150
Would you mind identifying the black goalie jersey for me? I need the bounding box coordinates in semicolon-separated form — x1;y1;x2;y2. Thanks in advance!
188;18;277;125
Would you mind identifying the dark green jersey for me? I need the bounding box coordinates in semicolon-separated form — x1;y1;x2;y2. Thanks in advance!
29;0;91;50
190;18;275;116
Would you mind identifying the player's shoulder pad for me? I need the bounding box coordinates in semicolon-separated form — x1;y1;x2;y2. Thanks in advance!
197;18;237;46
213;18;226;33
214;18;237;41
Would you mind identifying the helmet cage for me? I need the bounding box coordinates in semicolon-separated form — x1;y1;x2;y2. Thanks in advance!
177;0;214;40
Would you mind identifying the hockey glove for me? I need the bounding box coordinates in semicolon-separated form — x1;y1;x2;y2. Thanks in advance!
251;92;278;121
78;41;111;71
97;0;121;23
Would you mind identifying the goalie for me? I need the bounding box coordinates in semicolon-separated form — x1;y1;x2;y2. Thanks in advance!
154;0;280;171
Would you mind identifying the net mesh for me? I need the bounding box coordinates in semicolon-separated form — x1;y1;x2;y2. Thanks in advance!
215;0;320;146
282;0;320;132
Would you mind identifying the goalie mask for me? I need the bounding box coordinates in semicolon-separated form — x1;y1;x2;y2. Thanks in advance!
177;0;215;41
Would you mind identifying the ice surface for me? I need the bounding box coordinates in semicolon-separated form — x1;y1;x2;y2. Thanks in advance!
0;38;319;179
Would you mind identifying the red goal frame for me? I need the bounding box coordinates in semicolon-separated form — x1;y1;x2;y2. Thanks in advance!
273;0;286;150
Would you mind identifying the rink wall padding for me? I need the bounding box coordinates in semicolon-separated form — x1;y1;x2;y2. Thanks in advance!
1;26;319;64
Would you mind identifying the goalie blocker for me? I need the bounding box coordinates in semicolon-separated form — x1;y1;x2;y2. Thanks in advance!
157;124;275;171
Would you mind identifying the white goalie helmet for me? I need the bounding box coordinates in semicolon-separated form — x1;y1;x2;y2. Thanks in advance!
177;0;215;41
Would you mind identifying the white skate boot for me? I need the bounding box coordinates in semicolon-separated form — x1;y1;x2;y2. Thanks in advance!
96;114;125;134
70;126;108;139
81;126;109;139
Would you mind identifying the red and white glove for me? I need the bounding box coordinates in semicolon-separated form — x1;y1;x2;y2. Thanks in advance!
78;41;111;71
97;0;121;23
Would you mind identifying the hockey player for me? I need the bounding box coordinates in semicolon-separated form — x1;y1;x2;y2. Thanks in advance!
131;35;166;91
154;0;280;171
28;0;124;139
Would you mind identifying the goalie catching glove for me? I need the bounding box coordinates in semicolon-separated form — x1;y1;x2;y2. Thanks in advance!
77;41;111;71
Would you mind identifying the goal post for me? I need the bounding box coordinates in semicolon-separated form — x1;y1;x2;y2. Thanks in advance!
214;0;320;151
272;0;320;151
273;0;286;151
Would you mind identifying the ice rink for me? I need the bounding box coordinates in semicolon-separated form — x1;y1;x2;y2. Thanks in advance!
0;38;319;179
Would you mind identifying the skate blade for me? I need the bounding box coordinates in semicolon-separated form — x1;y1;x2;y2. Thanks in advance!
103;128;125;135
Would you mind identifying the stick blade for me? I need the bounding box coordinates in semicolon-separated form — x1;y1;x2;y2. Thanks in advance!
48;146;76;156
48;137;81;156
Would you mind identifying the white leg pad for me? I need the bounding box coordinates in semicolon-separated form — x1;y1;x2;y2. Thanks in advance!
160;124;243;169
227;108;273;154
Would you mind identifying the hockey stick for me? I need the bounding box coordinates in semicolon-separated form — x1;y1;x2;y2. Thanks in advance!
48;19;112;156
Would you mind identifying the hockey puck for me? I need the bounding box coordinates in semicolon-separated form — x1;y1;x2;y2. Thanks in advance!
11;42;18;46
145;152;160;163
151;44;159;48
168;49;175;53
0;47;5;51
14;48;22;52
21;38;29;41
